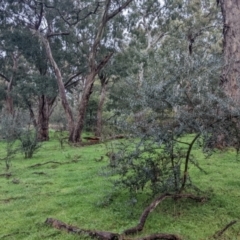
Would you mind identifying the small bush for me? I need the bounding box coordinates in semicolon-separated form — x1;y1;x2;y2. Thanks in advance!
18;128;41;158
0;110;41;164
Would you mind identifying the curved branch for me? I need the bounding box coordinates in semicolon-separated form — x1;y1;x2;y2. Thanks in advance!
124;193;206;236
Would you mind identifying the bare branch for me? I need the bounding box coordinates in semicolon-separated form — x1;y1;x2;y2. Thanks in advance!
95;52;114;73
106;0;134;22
47;32;70;38
0;73;10;82
35;2;43;30
43;2;101;26
64;71;83;88
213;220;237;238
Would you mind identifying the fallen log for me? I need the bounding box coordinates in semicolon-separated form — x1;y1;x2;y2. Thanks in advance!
45;217;181;240
45;218;119;240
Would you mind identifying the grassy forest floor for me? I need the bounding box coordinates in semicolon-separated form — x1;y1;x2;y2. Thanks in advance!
0;132;240;240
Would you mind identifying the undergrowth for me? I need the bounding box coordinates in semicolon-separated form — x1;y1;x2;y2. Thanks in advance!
0;132;240;239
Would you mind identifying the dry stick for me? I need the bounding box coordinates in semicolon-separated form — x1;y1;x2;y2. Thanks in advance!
28;160;77;168
0;196;24;203
1;232;28;239
213;220;237;238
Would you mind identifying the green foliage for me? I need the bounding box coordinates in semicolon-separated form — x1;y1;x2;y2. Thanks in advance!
18;129;41;159
105;0;226;200
0;110;41;164
0;139;240;239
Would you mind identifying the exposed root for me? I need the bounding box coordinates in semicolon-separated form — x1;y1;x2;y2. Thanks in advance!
213;220;237;238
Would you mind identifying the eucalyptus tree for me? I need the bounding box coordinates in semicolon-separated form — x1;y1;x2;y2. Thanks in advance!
0;21;59;141
0;0;134;142
218;0;240;103
108;0;222;115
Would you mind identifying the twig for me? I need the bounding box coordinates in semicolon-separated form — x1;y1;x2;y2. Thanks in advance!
0;196;25;203
213;220;237;238
32;171;46;175
1;232;28;239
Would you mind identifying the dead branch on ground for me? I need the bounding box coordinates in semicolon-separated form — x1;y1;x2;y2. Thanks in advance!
32;171;46;175
213;220;237;238
45;193;211;239
0;172;12;178
0;196;25;203
45;217;181;240
45;218;119;239
124;193;206;236
28;160;78;168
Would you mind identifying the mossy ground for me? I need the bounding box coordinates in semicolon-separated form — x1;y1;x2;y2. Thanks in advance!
0;133;240;240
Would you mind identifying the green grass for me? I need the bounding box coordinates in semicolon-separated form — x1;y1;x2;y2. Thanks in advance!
0;134;240;240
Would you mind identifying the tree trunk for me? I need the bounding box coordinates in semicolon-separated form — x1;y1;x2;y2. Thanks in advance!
95;74;108;137
73;73;96;142
220;0;240;102
5;84;14;115
27;102;38;128
5;53;18;115
37;95;52;141
40;35;76;142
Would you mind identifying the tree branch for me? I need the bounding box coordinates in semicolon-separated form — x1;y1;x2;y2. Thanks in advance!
95;52;114;73
124;193;206;236
35;2;43;30
0;72;10;82
213;220;237;238
43;2;101;26
47;32;70;38
106;0;134;22
64;71;83;88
